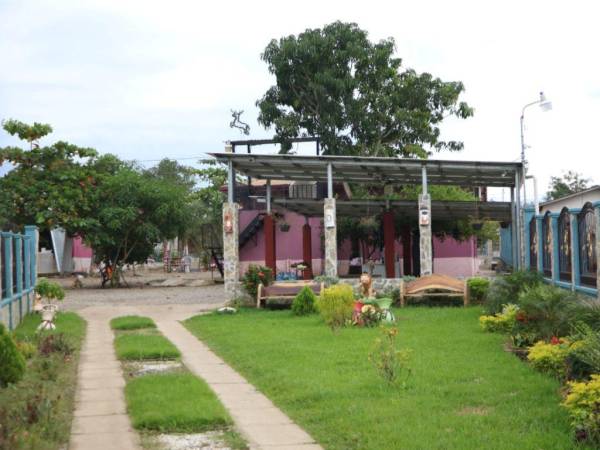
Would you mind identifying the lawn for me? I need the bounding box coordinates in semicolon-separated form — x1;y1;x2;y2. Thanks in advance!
126;372;232;432
185;307;591;450
114;332;181;360
0;312;86;450
110;315;156;330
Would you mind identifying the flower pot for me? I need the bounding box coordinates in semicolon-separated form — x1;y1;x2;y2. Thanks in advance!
279;223;290;232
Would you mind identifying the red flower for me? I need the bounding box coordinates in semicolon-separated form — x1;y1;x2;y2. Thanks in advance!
515;311;528;323
550;336;560;345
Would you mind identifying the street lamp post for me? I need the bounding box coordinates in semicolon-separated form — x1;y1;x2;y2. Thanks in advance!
520;91;552;207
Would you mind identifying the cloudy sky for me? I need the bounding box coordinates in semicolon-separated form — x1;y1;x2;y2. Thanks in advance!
1;0;598;200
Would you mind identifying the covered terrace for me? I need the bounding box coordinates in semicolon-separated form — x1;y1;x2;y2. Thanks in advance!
210;149;524;297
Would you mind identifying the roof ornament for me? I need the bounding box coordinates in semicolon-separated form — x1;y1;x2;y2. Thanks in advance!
229;110;250;135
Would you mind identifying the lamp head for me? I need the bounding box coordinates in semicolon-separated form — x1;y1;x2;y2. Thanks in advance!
539;91;552;111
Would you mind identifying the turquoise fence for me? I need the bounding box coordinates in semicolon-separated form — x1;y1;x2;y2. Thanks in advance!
0;226;38;330
523;203;599;298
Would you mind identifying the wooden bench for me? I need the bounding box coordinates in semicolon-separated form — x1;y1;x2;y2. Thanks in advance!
399;274;469;307
256;280;324;308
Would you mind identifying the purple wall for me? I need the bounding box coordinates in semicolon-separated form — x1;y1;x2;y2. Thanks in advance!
239;208;477;277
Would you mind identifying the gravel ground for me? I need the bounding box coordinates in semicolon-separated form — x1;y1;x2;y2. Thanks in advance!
61;284;227;311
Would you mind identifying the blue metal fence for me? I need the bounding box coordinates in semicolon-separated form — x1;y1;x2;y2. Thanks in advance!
0;226;38;330
523;204;599;298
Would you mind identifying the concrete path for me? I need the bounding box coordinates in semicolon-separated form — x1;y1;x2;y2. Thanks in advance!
66;287;323;450
154;317;323;450
69;309;139;450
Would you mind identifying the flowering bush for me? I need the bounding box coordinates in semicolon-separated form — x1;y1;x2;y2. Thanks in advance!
479;303;519;333
527;338;583;380
242;265;273;299
562;375;600;443
360;304;382;327
317;284;354;330
369;327;412;387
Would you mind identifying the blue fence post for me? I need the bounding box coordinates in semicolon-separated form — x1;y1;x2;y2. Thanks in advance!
551;214;560;285
570;210;581;291
2;234;14;330
24;226;38;289
536;216;543;272
23;236;31;314
15;236;23;324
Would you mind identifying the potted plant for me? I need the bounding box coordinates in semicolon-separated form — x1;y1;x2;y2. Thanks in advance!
34;278;65;330
279;222;290;232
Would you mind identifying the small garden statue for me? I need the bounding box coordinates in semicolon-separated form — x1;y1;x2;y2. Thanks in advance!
34;278;65;331
354;273;395;326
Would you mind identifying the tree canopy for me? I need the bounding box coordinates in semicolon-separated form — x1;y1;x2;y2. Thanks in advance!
0;119;99;234
546;170;590;201
257;21;473;157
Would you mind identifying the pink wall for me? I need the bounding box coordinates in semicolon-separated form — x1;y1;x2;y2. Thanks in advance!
239;208;478;277
72;236;93;257
240;210;323;262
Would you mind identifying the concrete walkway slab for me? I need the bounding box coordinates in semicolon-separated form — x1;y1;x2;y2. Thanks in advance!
69;310;140;450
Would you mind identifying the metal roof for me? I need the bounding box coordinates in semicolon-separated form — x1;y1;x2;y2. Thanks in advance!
210;153;522;188
272;199;512;221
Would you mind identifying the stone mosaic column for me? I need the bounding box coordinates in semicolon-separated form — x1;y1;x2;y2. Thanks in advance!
323;198;337;278
222;202;241;299
418;193;432;276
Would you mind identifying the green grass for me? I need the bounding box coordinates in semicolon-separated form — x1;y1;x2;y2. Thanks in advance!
125;372;231;432
114;333;181;361
185;307;592;450
110;315;156;330
1;312;86;450
13;311;86;346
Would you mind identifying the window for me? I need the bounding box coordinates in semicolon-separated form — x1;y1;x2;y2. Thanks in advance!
579;203;597;287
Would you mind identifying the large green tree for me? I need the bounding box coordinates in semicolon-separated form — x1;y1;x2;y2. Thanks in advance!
84;165;191;285
0;119;99;234
257;22;473;157
546;170;590;201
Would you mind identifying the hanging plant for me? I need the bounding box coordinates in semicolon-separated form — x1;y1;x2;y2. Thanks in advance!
279;222;291;232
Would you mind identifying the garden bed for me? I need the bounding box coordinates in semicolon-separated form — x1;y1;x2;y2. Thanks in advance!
0;312;86;450
184;307;591;450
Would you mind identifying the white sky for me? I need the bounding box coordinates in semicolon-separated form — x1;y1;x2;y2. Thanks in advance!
1;0;599;200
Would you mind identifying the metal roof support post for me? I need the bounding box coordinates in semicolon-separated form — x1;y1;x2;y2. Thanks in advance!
422;166;428;195
266;180;271;214
515;171;523;270
327;163;333;199
511;188;517;269
227;160;235;203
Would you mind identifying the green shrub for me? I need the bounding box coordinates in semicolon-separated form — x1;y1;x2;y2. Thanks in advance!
242;265;273;299
483;270;543;314
467;277;490;304
563;375;600;443
0;323;26;387
110;315;156;330
35;278;65;302
317;284;354;330
527;339;581;380
479;303;519;333
368;327;411;387
511;284;579;346
291;286;317;316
